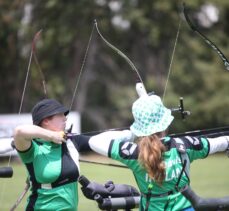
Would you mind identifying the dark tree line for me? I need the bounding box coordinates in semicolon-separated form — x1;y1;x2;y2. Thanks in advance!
1;0;229;133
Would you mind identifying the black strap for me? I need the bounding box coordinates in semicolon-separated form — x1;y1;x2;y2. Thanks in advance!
175;159;187;191
163;199;170;211
144;184;153;211
142;190;174;198
30;142;79;191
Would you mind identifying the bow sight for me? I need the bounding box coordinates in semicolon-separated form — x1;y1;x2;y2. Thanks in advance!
170;97;191;120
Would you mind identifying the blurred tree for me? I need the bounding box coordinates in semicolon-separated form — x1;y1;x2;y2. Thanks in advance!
1;0;229;133
0;0;26;112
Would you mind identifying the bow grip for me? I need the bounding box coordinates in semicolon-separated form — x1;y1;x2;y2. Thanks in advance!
136;82;147;97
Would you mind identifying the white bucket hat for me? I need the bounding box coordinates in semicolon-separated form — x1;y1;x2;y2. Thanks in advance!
130;95;174;137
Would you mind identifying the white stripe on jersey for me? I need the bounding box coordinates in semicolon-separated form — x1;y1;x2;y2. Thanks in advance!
66;139;80;170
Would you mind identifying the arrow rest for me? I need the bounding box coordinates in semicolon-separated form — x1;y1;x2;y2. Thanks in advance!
65;124;73;133
171;97;191;120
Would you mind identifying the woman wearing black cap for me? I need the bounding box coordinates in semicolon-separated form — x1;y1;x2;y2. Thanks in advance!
14;98;91;211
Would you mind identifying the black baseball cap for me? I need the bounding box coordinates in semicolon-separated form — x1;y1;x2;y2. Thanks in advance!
31;99;69;125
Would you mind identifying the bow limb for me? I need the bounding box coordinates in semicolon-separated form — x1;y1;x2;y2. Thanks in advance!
10;30;47;211
183;3;229;71
69;21;149;145
32;29;47;97
19;29;46;113
94;20;147;97
69;21;147;110
72;21;147;168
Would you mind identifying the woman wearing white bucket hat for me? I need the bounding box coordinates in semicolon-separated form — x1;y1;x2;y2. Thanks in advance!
89;94;229;211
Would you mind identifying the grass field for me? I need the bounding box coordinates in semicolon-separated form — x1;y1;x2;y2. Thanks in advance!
0;153;229;211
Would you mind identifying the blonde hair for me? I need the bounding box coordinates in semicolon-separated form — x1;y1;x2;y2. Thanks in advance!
138;132;166;185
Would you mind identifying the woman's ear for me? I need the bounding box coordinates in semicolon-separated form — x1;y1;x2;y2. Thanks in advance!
40;118;49;128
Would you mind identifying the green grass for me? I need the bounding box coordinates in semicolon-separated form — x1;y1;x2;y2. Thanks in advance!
0;153;229;211
190;153;229;197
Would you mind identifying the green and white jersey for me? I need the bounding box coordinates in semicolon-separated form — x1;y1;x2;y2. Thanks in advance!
17;135;91;211
107;135;210;211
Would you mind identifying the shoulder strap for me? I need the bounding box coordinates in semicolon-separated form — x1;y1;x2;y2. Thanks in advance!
174;138;190;190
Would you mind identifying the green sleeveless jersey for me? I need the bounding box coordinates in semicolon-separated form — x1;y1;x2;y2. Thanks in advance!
108;136;209;211
17;135;90;211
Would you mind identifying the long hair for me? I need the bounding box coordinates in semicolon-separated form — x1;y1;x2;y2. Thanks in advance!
138;132;166;185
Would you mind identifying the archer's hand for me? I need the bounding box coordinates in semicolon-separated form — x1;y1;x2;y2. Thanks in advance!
51;131;66;144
